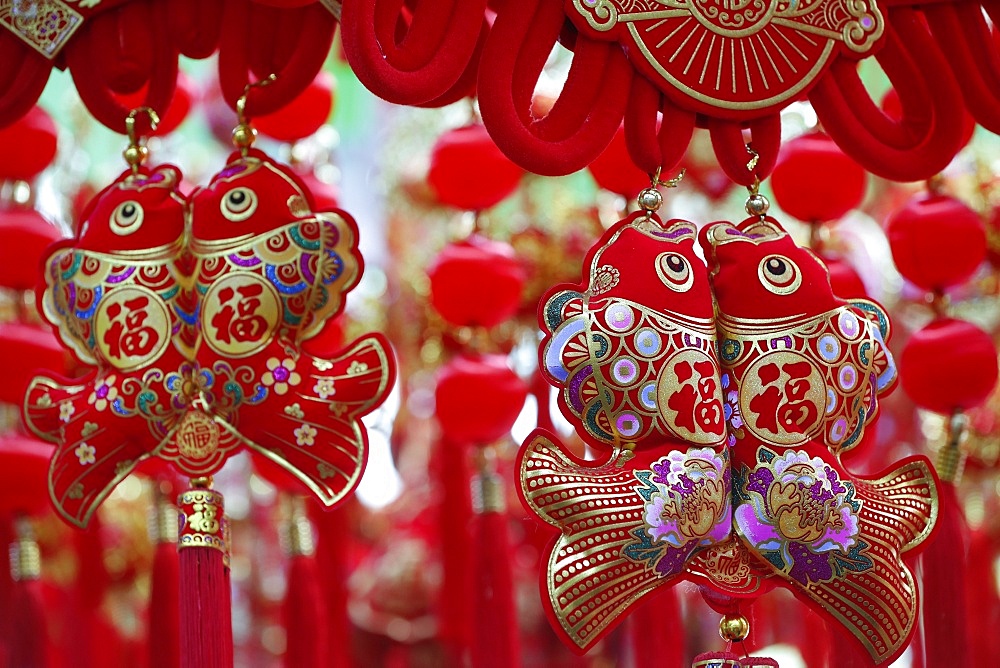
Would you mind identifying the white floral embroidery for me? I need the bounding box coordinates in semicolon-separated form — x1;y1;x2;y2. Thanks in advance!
75;442;96;466
313;378;335;400
294;424;317;447
347;361;368;376
313;359;334;371
262;357;302;396
59;400;75;423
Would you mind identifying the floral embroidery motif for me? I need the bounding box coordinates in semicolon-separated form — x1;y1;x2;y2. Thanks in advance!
623;447;731;578
59;400;75;423
284;403;305;419
294;424;317;447
313;359;333;371
721;372;744;447
313;378;335;399
87;375;118;411
734;448;870;585
261;358;301;395
347;360;368;376
75;442;96;466
81;421;98;438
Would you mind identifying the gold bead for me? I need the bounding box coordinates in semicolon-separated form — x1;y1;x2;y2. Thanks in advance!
232;124;257;150
637;187;662;213
745;193;770;217
719;613;750;642
122;144;147;167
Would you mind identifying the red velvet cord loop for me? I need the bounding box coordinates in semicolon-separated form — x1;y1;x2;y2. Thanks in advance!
341;0;486;105
708;114;780;187
415;16;490;108
623;76;696;176
66;0;178;134
478;0;630;176
169;0;224;59
926;3;1000;134
219;0;336;117
0;38;51;129
809;7;966;181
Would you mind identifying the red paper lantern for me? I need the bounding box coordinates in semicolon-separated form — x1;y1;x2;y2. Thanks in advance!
427;124;524;210
435;354;528;444
900;318;999;414
0;324;72;405
428;234;525;328
770;132;867;223
587;123;647;198
256;71;335;142
0;209;62;291
886;193;986;292
0;106;57;181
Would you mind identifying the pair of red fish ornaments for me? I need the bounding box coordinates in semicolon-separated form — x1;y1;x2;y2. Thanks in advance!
520;196;937;665
21;124;395;532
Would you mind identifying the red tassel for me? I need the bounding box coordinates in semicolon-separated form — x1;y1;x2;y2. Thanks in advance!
966;527;1000;665
437;437;473;663
149;489;180;668
309;501;352;668
470;463;520;668
177;479;232;668
921;481;969;667
7;517;47;668
283;495;328;667
628;587;685;668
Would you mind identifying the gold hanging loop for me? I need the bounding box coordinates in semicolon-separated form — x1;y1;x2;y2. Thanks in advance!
233;74;278;156
123;107;161;175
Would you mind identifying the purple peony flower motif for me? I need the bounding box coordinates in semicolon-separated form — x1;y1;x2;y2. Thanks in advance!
643;448;731;549
735;450;861;583
788;541;834;584
654;543;697;578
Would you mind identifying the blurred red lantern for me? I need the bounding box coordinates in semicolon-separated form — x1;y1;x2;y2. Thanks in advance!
886;193;986;292
0;435;52;516
427;124;524;210
0;209;62;291
900;318;998;414
0;106;57;181
435;354;528;444
587;123;647;198
821;254;868;299
256;71;335;142
0;324;72;405
771;132;867;223
428;234;525;328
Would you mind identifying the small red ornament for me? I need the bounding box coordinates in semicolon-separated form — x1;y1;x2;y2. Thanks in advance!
427;124;524;210
256;71;335;142
428;234;525;328
0;105;58;181
900;317;999;414
886;192;986;291
435;354;527;444
587;123;648;198
770;132;867;223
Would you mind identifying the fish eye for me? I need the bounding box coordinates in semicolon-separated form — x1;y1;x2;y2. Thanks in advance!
110;200;144;235
656;252;694;292
220;187;258;221
758;254;802;295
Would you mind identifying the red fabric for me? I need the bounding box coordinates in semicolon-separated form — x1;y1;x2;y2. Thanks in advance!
427;124;525;210
218;0;336;117
179;545;230;668
149;542;181;668
477;0;630;176
623;81;695;179
771;132;867;223
899;318;999;414
7;579;48;668
340;0;486;106
66;0;179;134
284;555;329;667
168;0;223;59
0;105;58;179
921;483;969;668
809;8;966;181
428;235;525;328
709;115;781;186
0;36;52;130
886;192;986;291
471;511;520;668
